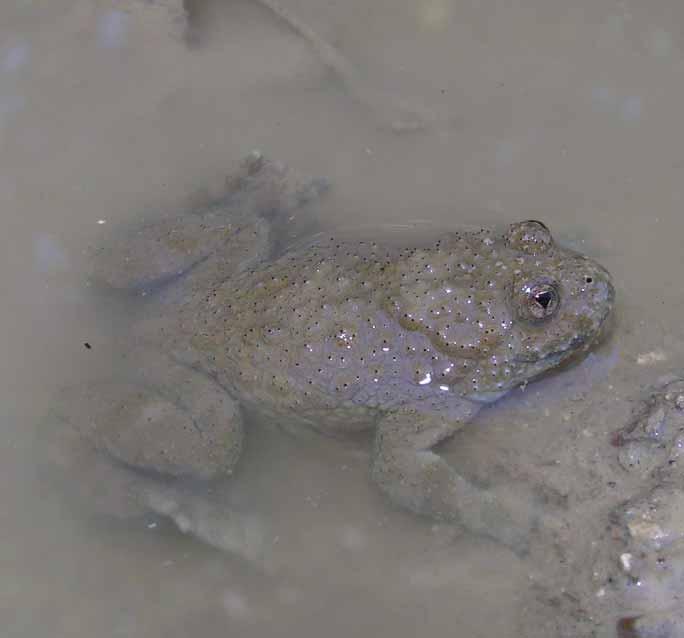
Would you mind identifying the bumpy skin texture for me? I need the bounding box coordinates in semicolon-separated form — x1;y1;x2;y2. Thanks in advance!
61;152;615;560
189;221;612;417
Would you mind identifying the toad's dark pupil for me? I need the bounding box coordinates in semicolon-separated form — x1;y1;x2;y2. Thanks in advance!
535;290;554;310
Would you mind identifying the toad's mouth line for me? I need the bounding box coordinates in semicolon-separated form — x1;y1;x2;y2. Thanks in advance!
513;297;615;364
513;334;590;364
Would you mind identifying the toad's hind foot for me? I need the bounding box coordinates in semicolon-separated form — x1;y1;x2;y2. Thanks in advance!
46;431;270;567
143;485;271;567
88;151;329;292
225;150;330;255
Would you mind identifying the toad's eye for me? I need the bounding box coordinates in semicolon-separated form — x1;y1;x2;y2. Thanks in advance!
515;280;560;322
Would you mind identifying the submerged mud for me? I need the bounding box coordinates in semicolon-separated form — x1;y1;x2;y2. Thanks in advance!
4;1;684;637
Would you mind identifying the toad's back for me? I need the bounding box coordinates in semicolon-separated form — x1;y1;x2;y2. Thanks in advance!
179;236;440;426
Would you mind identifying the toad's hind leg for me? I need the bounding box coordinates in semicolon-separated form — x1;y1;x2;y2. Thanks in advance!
89;151;329;292
69;352;246;481
42;352;268;564
47;434;268;564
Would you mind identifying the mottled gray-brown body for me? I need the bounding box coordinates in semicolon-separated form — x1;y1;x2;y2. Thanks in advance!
52;152;614;563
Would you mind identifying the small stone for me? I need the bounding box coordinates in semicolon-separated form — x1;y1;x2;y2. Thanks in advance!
637;351;668;365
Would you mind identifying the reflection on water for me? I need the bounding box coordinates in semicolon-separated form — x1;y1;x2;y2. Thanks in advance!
3;1;684;636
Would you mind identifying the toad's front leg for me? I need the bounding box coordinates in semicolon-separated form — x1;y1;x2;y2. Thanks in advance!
371;409;543;553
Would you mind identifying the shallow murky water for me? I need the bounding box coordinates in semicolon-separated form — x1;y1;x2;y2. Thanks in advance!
3;1;684;636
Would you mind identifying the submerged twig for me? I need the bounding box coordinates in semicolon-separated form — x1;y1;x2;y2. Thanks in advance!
178;0;434;132
252;0;433;132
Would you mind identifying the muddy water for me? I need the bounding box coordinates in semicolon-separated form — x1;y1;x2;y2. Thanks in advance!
3;1;684;636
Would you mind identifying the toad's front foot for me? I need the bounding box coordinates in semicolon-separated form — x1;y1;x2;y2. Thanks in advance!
371;411;545;555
